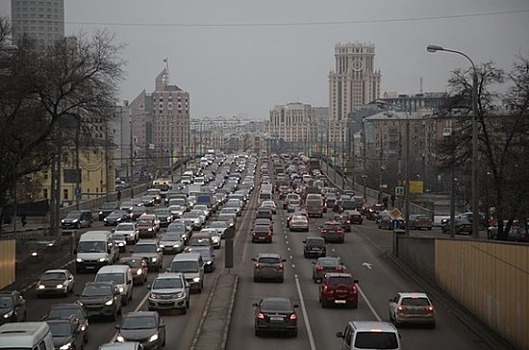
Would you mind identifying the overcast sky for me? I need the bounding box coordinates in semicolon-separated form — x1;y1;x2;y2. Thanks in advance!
1;0;528;119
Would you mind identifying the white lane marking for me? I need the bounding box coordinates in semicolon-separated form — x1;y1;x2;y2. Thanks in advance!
110;287;151;342
357;284;382;322
285;240;289;245
287;247;291;251
362;262;373;270
289;256;293;260
284;235;288;239
294;275;317;350
292;264;296;268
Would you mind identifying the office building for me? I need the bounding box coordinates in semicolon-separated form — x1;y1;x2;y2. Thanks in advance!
11;0;64;45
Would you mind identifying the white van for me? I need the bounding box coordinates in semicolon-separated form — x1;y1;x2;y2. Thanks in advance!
95;265;133;305
74;231;119;273
336;321;401;350
0;322;55;350
169;253;204;293
258;191;273;204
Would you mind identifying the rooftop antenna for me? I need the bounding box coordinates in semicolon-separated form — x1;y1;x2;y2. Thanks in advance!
162;58;170;86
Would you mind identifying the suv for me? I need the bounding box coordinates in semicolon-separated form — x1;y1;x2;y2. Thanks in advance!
61;210;93;229
131;240;163;272
147;273;190;314
319;273;359;309
303;237;326;258
388;292;436;328
0;291;27;325
252;253;286;283
78;281;122;320
336;321;401;350
136;214;159;238
320;221;345;243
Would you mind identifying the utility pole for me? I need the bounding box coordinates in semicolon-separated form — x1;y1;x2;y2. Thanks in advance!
104;120;110;202
75;115;80;210
129;111;134;198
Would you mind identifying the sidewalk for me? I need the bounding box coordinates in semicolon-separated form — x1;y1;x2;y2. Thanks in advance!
0;215;49;236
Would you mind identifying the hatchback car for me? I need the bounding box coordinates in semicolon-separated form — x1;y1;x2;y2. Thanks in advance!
0;291;26;325
36;269;75;297
117;257;149;285
319;272;359;309
320;221;345;243
252;253;286;283
303;237;326;258
43;303;89;344
253;297;298;337
251;225;273;243
104;210;130;226
78;281;122;320
441;218;472;235
147;273;190;314
388;292;436;328
312;257;345;283
99;202;119;221
115;311;166;349
46;316;84;350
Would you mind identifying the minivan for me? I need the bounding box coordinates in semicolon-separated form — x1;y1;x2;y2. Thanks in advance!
168;253;204;293
95;265;133;305
74;231;119;273
61;210;93;229
336;321;401;350
0;322;55;350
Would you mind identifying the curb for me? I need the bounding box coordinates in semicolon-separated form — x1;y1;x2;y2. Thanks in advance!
220;274;238;350
189;272;222;350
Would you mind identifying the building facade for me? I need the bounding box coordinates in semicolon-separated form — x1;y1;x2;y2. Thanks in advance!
11;0;64;45
267;102;316;154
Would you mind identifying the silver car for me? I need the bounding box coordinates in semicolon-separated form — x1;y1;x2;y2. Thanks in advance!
252;253;286;283
147;273;190;314
158;232;185;254
131;240;163;272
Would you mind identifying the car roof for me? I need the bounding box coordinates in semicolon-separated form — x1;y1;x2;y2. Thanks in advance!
397;292;430;299
124;311;157;318
306;236;324;241
42;269;69;274
349;321;398;332
154;272;184;280
256;253;281;258
135;239;158;244
324;272;352;278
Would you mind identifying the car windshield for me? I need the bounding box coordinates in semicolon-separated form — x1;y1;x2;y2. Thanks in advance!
354;332;399;349
401;297;430;306
318;258;340;266
254;226;270;232
171;261;198;273
133;244;157;253
82;284;112;297
168;225;186;233
96;273;125;284
328;277;352;286
189;238;210;246
210;222;226;228
66;211;81;219
153;278;183;290
257;257;281;264
154;209;170;216
48;322;72;337
116;224;134;231
121;315;157;330
40;272;66;281
77;241;106;253
48;307;85;320
101;203;117;210
0;296;13;307
161;233;181;241
307;239;324;246
259;299;293;312
137;219;153;225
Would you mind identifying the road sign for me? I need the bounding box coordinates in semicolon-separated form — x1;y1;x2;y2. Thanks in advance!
75;186;82;198
224;227;235;240
390;208;402;220
395;186;404;197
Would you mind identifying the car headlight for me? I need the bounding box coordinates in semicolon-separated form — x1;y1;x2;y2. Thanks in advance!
173;243;180;248
38;284;45;289
150;293;159;299
148;228;153;231
99;257;107;262
76;258;83;263
116;335;125;342
136;269;143;275
116;218;122;221
99;211;103;215
151;257;157;262
59;342;73;350
159;244;165;248
56;284;64;289
80;324;87;331
72;219;79;223
205;261;212;265
3;311;13;318
193;277;201;282
104;299;114;306
148;334;159;342
119;287;124;293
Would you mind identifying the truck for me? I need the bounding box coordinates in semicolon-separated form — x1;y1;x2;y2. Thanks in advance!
306;193;325;218
309;157;320;172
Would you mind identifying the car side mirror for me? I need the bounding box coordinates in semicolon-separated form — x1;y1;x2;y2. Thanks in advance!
293;304;299;308
354;279;359;284
40;315;47;321
302;240;306;243
146;284;152;289
282;259;287;262
107;249;112;254
252;303;258;307
336;331;344;338
115;325;120;330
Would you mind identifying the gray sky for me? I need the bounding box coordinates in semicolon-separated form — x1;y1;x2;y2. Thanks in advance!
1;0;528;119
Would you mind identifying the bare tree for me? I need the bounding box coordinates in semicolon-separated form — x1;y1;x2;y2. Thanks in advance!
0;20;124;222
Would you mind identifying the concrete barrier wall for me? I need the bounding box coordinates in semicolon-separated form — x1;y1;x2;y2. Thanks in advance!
0;240;16;289
395;235;436;280
435;240;529;349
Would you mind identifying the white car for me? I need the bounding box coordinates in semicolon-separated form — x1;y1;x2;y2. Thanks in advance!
114;222;139;244
208;221;228;238
200;228;221;249
36;269;75;297
388;292;436;328
260;200;277;214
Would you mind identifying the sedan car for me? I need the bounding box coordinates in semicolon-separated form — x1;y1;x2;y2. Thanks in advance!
253;297;298;337
388;292;436;328
104;210;130;226
117;257;149;285
36;269;75;297
158;232;185;254
441;218;473;235
46;316;84;350
131;240;163;272
252;253;286;283
251;225;273;243
153;208;173;228
0;291;27;325
116;311;166;350
168;205;186;220
42;303;89;344
289;215;309;232
345;210;364;225
99;202;119;221
312;257;345;283
207;221;228;238
407;214;433;230
130;206;147;221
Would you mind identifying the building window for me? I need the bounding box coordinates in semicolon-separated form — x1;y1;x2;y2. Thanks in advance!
43;189;48;199
63;189;68;200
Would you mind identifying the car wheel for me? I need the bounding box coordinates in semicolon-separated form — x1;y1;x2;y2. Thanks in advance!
162;334;166;346
181;307;187;315
122;297;128;306
430;321;436;329
279;277;284;283
291;330;298;338
253;276;259;282
255;328;262;337
84;334;88;344
187;299;190;309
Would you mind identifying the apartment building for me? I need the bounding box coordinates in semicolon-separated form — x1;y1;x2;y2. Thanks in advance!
11;0;64;45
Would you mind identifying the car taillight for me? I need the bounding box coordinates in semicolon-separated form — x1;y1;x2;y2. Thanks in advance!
257;312;265;319
252;232;257;236
276;264;284;270
338;229;344;234
254;263;261;269
316;266;324;271
321;229;327;233
289;313;297;320
426;306;434;312
397;306;407;312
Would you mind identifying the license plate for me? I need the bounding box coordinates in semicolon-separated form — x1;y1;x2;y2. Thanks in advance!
270;316;283;321
85;266;95;269
335;300;346;304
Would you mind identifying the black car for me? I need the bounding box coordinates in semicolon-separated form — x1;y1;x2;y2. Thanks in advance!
77;281;122;320
303;237;326;258
0;291;27;325
61;210;93;229
99;202;119;221
42;303;89;344
253;297;298;337
46;316;85;350
115;311;166;350
104;210;130;226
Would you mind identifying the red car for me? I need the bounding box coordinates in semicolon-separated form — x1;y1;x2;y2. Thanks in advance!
319;272;359;309
117;257;148;285
251;225;273;243
320;221;345;243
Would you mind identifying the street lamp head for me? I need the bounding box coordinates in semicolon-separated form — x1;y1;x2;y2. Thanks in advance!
426;45;444;53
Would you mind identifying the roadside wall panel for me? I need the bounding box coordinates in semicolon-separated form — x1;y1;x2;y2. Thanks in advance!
0;240;16;289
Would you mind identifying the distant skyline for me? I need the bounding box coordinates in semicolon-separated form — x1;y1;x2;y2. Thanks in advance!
1;0;528;119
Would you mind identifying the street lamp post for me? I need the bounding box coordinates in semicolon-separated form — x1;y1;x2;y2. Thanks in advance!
427;44;480;239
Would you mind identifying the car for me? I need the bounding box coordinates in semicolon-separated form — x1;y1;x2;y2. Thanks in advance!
377;214;405;230
320;221;345;243
117;257;149;285
441;218;472;234
183;211;205;230
158;232;185;254
36;269;75;297
286;198;302;213
216;212;236;228
193;204;211;219
167;205;185;220
153;208;173;228
111;232;128;253
332;214;352;232
46;316;84;350
167;221;191;244
189;246;215;273
289;215;309;232
114;222;139;245
312;257;345;283
388;292;436;328
61;210;93;229
252;253;286;283
254;218;274;233
207;221;228;238
115;311;166;349
119;201;135;213
251;225;273;243
98;342;144;350
345;209;363;225
140;195;155;207
99;202;119;221
319;272;359;309
130;206;147;221
42;303;89;344
147;273;190;314
131;240;163;272
253;297;298;337
336;321;401;350
407;214;433;230
260;200;277;214
303;236;326;258
77;281;122;321
137;214;159;238
506;226;529;242
0;291;27;325
365;203;384;220
104;210;130;226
